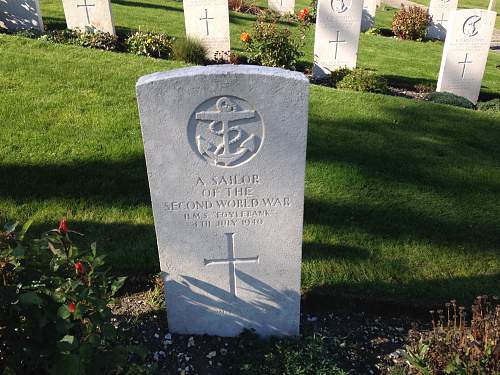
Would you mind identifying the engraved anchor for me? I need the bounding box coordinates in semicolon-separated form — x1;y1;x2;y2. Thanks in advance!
196;97;258;167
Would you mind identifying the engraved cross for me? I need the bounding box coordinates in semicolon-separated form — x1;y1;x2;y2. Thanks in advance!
436;12;448;24
200;8;214;36
329;30;346;60
204;233;259;297
77;0;95;24
458;53;472;79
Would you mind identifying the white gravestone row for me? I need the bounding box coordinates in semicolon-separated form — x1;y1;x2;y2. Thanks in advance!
62;0;115;35
183;0;231;61
361;0;377;31
426;0;458;40
268;0;296;15
437;9;496;104
0;0;44;32
313;0;363;78
136;65;309;337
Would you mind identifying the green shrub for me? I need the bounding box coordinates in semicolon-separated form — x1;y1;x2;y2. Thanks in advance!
427;91;475;109
0;218;152;374
235;330;348;375
329;67;352;87
74;29;119;51
241;13;307;69
40;29;78;44
125;31;173;58
477;98;500;112
172;37;207;64
336;68;389;94
392;6;430;40
397;297;500;375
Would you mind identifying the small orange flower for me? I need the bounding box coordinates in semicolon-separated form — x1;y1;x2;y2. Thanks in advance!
298;7;309;20
74;261;84;274
240;32;251;43
69;303;75;314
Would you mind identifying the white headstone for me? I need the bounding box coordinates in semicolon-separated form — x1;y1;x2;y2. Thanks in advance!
361;0;377;31
0;0;44;32
136;65;309;337
437;9;496;104
426;0;458;40
183;0;230;61
268;0;295;15
61;0;115;35
488;0;496;11
313;0;363;78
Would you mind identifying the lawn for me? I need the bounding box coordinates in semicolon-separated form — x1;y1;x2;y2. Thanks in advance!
1;0;499;306
38;0;500;95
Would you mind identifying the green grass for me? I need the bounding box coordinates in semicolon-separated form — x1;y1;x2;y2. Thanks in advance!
1;32;499;305
38;0;500;96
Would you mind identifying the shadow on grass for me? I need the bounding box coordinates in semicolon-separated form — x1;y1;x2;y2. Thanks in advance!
112;0;183;12
302;273;500;317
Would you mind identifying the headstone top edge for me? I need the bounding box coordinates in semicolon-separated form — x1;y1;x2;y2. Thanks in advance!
136;65;309;88
452;8;497;16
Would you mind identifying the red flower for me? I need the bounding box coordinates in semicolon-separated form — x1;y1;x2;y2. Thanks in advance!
58;219;69;234
74;261;84;274
240;32;251;43
69;303;75;314
298;7;309;20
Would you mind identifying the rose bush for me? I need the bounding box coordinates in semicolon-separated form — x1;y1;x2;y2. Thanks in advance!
0;218;152;374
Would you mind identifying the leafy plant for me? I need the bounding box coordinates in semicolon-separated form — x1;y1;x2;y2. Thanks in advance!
172;37;207;64
392;6;430;41
40;29;79;44
125;31;173;58
477;98;500;112
241;13;307;69
74;29;119;51
398;297;500;374
427;92;475;109
336;68;389;94
0;218;151;374
234;330;348;375
329;67;352;87
228;0;262;15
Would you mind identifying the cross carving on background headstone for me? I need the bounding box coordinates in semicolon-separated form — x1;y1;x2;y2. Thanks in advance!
458;53;472;79
199;8;214;36
204;233;259;297
77;0;95;24
329;30;346;60
436;12;448;24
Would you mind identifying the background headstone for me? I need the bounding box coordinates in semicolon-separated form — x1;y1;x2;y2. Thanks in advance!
136;65;309;337
62;0;115;34
436;9;496;104
268;0;295;15
488;0;496;11
426;0;458;40
183;0;230;61
0;0;44;32
313;0;363;78
361;0;377;31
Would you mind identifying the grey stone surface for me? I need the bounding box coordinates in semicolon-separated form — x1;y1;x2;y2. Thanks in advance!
426;0;458;40
361;0;377;31
61;0;115;34
313;0;363;78
437;9;496;103
268;0;295;15
0;0;44;32
183;0;230;61
136;65;309;337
